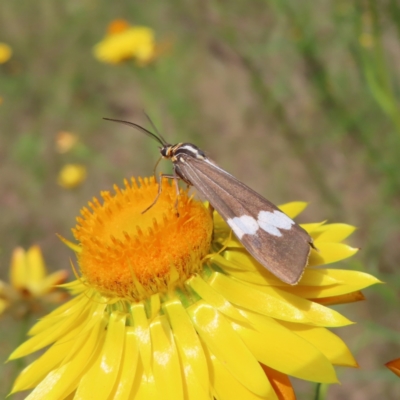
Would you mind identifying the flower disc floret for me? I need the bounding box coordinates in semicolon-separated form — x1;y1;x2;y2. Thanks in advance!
73;177;213;301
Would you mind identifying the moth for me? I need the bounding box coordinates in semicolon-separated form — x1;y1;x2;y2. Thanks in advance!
105;118;314;284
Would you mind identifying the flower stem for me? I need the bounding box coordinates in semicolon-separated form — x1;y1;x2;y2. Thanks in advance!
314;382;329;400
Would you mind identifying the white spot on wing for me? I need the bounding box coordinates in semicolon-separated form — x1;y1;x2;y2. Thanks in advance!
227;215;259;239
257;210;294;237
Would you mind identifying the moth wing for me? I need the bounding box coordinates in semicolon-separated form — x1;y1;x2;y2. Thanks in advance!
177;156;311;284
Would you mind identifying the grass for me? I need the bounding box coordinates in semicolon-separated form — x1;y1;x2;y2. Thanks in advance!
1;1;400;398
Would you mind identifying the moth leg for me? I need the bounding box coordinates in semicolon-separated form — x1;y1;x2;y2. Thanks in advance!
207;202;215;241
152;156;163;179
309;239;318;251
207;202;214;219
172;171;182;216
142;173;176;214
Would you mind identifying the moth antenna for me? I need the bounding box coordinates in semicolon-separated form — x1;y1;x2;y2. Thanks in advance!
103;117;166;147
143;111;169;146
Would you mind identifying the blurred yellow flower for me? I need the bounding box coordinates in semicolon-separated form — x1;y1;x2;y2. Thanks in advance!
57;163;87;189
55;131;79;153
93;19;170;66
359;32;374;48
0;246;68;317
0;42;12;64
9;177;380;399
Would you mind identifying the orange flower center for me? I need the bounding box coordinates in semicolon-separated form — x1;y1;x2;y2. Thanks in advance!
107;19;130;35
73;177;213;301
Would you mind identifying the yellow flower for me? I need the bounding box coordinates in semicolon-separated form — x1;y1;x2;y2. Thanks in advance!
0;246;68;317
93;19;171;66
57;164;87;189
55;131;79;153
94;19;156;65
9;177;380;399
386;358;400;378
0;42;12;64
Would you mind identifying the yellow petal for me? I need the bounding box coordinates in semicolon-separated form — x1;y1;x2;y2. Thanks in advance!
28;293;97;335
149;293;161;319
74;312;127;399
187;300;272;397
64;302;108;358
214;252;342;287
26;246;46;285
24;363;71;400
216;250;289;285
57;234;82;253
24;319;107;399
131;302;152;374
10;247;28;289
308;243;358;266
60;279;86;294
177;354;210;400
225;236;245;248
208;272;353;327
311;223;356;243
10;319;78;360
40;270;69;292
206;349;277;400
10;332;77;393
150;315;183;400
302;268;380;288
233;310;338;383
297;269;341;286
215;251;259;272
108;327;139;400
281;270;380;298
278;321;358;367
214;263;275;285
187;274;249;323
10;299;105;359
163;298;209;391
317;269;382;285
301;221;327;233
132;368;160;400
278;202;308;218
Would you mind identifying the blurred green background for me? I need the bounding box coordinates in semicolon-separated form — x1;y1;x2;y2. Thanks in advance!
1;1;400;399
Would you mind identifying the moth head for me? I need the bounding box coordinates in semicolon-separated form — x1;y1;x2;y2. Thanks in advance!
160;145;173;159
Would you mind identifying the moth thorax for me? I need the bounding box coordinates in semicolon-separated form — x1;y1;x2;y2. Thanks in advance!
175;143;206;159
